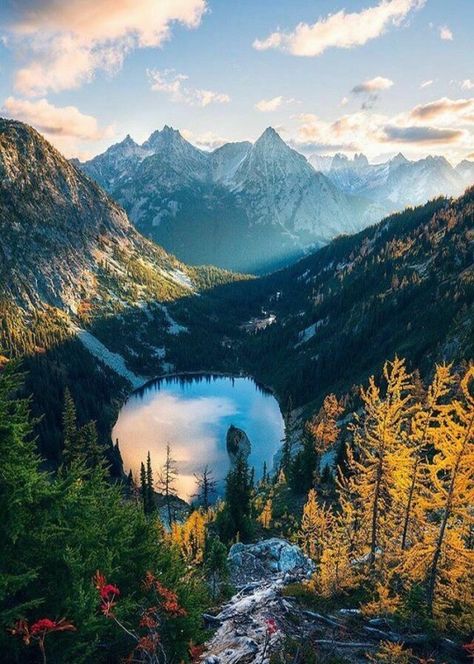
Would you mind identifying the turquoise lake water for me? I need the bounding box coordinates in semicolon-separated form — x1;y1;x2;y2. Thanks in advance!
112;374;285;501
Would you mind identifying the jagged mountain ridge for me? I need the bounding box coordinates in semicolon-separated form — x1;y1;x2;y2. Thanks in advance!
78;126;382;273
308;150;471;209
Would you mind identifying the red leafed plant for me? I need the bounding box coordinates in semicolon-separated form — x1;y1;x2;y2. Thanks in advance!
259;617;280;663
9;617;75;664
463;640;474;661
94;570;188;663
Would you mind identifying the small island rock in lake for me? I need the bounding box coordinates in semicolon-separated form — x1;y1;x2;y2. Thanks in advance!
226;424;251;466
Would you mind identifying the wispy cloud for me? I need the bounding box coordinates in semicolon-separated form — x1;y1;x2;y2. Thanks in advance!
351;76;393;109
439;25;453;41
382;125;462;143
253;0;425;57
1;96;114;156
461;79;474;90
1;0;207;96
255;96;297;112
409;97;474;122
147;69;230;107
420;79;433;88
352;76;394;94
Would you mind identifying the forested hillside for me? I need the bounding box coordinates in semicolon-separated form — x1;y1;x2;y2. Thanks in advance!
175;190;473;412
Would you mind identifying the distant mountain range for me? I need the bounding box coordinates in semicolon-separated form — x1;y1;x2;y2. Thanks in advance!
77;126;473;273
309;150;471;209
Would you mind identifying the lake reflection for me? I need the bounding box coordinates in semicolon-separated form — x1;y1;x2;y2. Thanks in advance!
112;374;285;501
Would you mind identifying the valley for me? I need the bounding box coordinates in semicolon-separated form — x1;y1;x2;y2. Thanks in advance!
0;119;473;664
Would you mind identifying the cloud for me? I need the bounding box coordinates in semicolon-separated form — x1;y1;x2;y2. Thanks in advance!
1;96;115;157
420;79;433;88
439;25;453;40
253;0;425;57
382;125;463;143
255;96;284;112
1;0;207;95
409;97;474;121
254;96;297;112
2;96;113;140
351;76;393;110
289;94;471;160
147;69;230;107
181;128;229;150
352;76;394;94
461;79;474;90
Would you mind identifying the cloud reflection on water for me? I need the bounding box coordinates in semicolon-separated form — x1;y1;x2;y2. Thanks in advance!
113;376;284;502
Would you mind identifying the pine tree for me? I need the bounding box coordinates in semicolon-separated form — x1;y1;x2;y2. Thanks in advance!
146;451;155;513
217;455;253;543
157;444;178;528
79;420;104;469
193;465;217;511
140;461;149;514
205;537;229;599
62;387;80;465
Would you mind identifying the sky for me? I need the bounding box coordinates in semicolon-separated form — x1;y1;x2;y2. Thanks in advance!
0;0;473;163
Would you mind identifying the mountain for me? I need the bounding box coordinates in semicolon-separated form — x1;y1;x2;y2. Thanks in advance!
0;119;241;363
79;127;381;274
309;151;471;210
456;158;474;183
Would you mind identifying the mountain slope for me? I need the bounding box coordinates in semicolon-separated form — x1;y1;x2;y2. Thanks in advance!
178;189;473;410
79;127;381;274
0;119;238;358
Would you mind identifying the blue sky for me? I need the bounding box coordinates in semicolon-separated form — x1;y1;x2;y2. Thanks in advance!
0;0;472;162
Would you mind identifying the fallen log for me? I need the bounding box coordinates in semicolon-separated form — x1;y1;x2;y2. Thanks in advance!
302;610;341;628
313;640;375;648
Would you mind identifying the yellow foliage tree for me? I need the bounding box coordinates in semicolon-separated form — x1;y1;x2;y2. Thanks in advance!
340;357;415;567
171;509;207;564
306;393;344;454
298;488;334;562
257;499;272;529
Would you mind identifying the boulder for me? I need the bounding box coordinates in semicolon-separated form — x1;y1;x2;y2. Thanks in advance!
228;537;315;586
226;425;251;466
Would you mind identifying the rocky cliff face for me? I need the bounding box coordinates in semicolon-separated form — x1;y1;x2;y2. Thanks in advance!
0;119;198;317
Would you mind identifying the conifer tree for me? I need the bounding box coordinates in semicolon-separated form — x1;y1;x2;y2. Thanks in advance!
140;461;149;514
193;465;217;511
62;387;80;465
257;499;272;529
145;451;155;513
343;358;414;567
157;444;178;528
422;366;474;621
79;420;104;469
298;489;334;561
398;365;453;550
217;455;253;542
